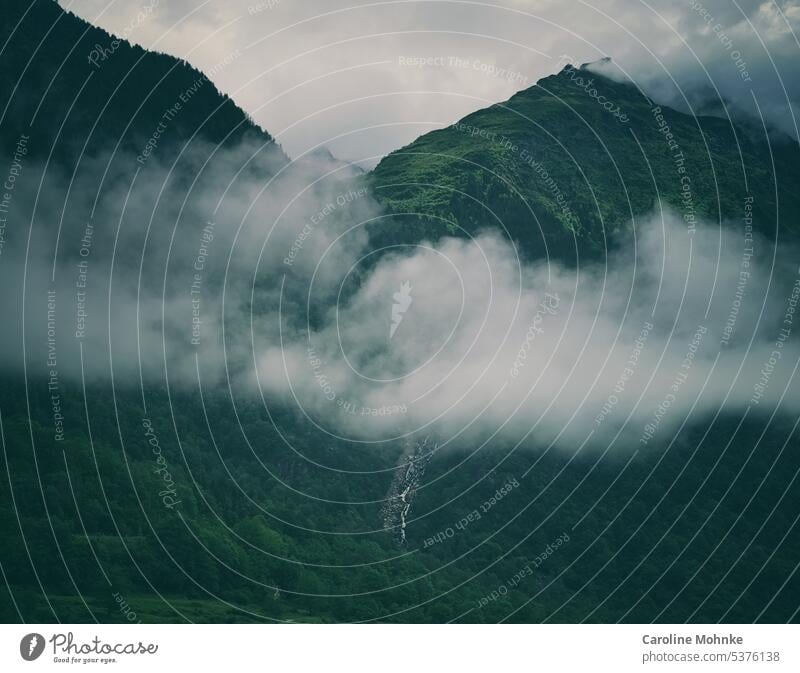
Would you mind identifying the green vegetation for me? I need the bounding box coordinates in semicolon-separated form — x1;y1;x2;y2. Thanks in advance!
1;1;799;623
2;382;799;623
0;0;286;169
368;65;800;261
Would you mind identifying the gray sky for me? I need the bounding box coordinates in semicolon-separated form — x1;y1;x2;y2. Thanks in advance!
62;0;799;166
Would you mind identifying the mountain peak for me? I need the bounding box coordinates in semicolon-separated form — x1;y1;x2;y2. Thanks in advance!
369;51;800;260
549;56;631;89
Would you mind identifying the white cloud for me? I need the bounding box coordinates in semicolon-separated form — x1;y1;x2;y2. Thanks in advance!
62;0;800;165
257;209;800;450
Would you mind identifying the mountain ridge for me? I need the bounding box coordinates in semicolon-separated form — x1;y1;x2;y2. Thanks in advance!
1;1;799;626
2;0;287;168
367;59;800;262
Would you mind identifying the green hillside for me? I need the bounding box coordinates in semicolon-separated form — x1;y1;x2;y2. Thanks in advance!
1;2;799;625
368;62;800;260
1;0;287;167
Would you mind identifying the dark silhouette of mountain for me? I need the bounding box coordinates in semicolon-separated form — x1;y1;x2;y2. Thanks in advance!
1;0;287;167
1;2;799;626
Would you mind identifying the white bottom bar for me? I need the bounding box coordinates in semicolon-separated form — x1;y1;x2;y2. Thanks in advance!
1;624;797;671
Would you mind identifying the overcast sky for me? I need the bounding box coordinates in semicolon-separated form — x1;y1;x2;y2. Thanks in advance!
61;0;799;166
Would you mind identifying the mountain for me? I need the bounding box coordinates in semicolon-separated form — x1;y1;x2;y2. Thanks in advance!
1;2;799;625
1;0;287;167
368;62;800;261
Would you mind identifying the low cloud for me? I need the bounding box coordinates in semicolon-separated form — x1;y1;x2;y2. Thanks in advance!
258;209;800;450
2;129;798;452
0;140;377;390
